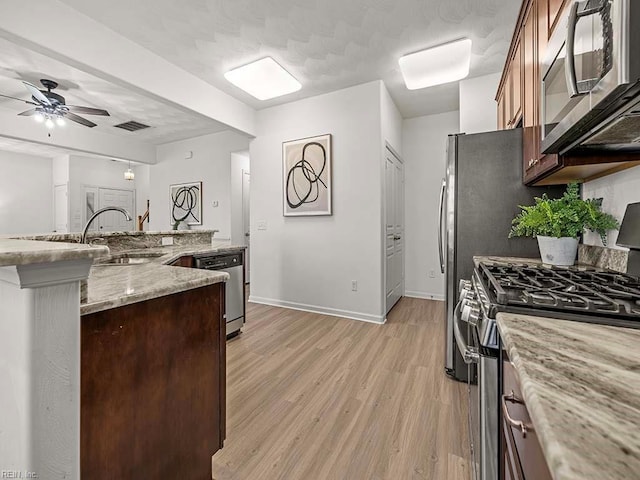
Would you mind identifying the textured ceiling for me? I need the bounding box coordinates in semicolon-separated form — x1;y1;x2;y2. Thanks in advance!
0;136;129;162
61;0;520;117
0;136;81;158
0;37;229;145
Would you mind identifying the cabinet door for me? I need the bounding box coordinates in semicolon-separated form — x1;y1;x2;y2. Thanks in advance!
522;1;537;129
502;357;553;480
510;39;523;127
547;0;566;37
498;90;507;130
523;127;538;183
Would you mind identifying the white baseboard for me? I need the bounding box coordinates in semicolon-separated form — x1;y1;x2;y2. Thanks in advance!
248;295;386;324
405;291;445;302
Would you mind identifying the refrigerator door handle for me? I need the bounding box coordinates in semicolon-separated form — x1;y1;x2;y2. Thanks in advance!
438;178;446;274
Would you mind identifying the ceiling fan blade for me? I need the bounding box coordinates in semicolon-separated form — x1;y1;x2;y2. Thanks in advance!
65;112;97;128
18;108;38;116
22;81;51;106
0;93;38;105
65;105;110;116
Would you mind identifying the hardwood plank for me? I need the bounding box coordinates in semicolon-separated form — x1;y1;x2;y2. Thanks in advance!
213;296;471;480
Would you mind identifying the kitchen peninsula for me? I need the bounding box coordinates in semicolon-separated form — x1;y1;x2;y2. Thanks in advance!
0;232;244;480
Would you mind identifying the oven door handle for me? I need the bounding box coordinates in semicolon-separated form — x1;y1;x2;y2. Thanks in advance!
453;300;479;364
565;0;605;98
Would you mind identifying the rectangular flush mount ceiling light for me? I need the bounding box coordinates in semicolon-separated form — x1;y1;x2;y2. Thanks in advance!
224;57;302;100
399;38;472;90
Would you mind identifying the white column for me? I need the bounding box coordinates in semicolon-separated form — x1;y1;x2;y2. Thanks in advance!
0;258;92;480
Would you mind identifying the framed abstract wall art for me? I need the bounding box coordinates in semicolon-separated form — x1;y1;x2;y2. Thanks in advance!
170;181;202;226
282;134;332;216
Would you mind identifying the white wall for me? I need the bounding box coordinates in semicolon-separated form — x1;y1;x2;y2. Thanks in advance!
582;165;640;248
0;150;53;234
381;83;403;154
52;155;69;185
151;130;251;235
67;155;139;231
249;81;386;322
402;111;460;300
230;151;250;245
459;73;500;135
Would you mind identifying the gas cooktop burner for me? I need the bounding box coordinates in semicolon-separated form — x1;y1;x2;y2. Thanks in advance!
478;262;640;319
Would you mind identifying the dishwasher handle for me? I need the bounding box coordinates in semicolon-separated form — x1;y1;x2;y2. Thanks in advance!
195;253;243;269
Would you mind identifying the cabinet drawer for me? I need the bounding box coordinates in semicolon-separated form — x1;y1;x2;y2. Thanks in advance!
502;357;553;480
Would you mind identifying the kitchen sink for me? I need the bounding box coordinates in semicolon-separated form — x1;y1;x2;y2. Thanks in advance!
95;252;164;266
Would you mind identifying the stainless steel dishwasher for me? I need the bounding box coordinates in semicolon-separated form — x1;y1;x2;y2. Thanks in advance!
194;252;244;338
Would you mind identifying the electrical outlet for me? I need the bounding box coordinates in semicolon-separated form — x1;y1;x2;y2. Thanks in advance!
429;270;435;278
257;221;267;231
161;236;174;246
212;201;219;207
351;280;358;291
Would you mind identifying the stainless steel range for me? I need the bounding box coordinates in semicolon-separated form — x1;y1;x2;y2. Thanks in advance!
456;260;640;480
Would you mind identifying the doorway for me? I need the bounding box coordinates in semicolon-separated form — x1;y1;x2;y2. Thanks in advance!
242;169;250;284
385;146;405;315
82;186;135;232
231;151;250;284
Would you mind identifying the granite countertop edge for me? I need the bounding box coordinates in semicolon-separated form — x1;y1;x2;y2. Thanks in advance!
497;315;573;480
81;244;246;316
496;313;640;480
0;239;109;267
80;268;229;316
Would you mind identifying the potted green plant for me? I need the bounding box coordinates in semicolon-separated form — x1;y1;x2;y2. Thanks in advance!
509;183;619;266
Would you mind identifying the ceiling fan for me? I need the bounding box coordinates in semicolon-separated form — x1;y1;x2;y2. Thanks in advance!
0;78;110;128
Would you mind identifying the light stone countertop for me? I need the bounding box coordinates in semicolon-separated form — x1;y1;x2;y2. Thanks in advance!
0;238;108;266
473;255;543;268
81;243;246;316
497;313;640;480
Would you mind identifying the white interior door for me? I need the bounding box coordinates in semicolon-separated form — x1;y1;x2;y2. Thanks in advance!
385;150;404;314
97;188;134;232
53;184;69;233
242;170;250;284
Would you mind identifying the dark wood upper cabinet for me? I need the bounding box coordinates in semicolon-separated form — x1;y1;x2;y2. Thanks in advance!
496;0;640;185
547;0;567;37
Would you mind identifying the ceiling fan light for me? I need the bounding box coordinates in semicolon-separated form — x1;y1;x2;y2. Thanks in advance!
56;116;66;127
45;118;55;129
34;112;44;123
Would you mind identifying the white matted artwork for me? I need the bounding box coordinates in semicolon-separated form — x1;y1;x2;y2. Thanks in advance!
283;134;332;216
170;181;202;226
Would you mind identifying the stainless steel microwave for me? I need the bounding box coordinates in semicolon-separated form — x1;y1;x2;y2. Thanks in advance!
541;0;640;154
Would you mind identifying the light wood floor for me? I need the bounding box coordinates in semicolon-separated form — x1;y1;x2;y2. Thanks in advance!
213;295;470;480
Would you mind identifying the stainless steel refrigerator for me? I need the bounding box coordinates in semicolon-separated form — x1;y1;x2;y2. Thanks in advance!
439;129;562;382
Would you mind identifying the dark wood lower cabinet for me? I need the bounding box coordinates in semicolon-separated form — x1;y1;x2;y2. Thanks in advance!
81;284;226;480
501;352;552;480
170;255;195;267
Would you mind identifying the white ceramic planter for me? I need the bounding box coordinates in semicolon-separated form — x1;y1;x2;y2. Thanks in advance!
537;236;579;266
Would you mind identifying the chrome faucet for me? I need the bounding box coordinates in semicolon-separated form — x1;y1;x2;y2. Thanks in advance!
81;207;132;244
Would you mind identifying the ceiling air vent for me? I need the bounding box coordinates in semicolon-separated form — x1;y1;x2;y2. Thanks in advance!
113;121;151;132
